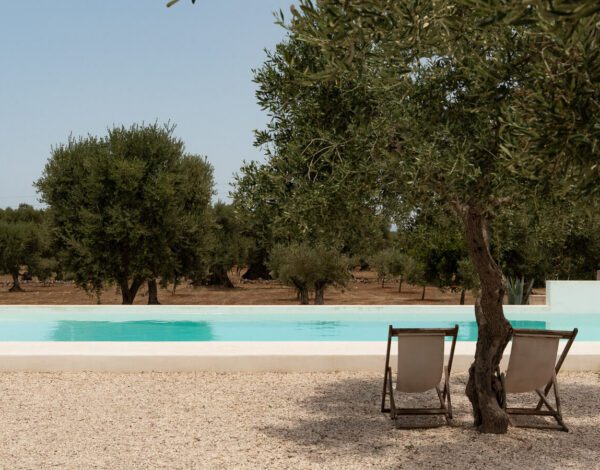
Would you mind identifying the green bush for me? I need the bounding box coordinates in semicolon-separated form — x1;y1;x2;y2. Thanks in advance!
268;243;350;304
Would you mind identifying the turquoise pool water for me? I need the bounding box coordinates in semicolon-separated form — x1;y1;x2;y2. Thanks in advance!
0;311;590;341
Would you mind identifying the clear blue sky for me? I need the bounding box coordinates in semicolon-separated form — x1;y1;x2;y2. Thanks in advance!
0;0;296;208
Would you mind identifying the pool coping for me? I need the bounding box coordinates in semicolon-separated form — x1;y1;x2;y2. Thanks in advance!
1;341;598;372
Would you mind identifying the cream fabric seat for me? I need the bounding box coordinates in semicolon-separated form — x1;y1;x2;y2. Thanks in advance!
504;334;560;394
381;325;458;426
498;328;578;432
396;333;445;393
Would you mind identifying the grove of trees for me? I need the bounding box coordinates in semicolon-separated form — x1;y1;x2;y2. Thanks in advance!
1;0;598;435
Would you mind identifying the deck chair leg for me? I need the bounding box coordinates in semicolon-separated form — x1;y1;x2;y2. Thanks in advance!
381;366;390;413
387;367;397;420
534;378;568;431
535;389;557;415
552;375;568;432
435;386;451;422
435;386;444;409
444;372;453;420
535;382;552;411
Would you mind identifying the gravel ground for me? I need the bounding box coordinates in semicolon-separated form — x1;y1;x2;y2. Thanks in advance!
0;371;598;469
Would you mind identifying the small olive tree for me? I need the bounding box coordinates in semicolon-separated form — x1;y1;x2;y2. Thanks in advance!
0;205;49;292
269;243;350;305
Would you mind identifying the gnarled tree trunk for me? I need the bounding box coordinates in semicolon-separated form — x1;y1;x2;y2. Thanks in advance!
460;288;466;305
299;287;309;305
207;265;234;288
9;270;23;292
462;206;512;434
291;278;309;305
119;277;143;305
147;279;160;305
314;282;325;305
242;249;271;280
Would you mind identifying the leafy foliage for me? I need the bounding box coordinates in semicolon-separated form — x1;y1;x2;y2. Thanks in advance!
268;243;350;304
204;202;248;287
233;34;390;270
506;276;534;305
0;205;50;291
37;123;214;304
281;0;599;432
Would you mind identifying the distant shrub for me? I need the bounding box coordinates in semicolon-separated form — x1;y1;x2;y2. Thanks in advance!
268;243;350;304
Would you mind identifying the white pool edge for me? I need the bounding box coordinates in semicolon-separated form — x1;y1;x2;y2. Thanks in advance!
1;341;598;372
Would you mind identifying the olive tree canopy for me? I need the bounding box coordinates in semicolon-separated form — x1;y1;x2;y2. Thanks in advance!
283;0;599;433
37;123;214;304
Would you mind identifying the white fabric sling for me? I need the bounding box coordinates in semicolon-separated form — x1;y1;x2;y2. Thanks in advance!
396;333;445;393
504;334;560;394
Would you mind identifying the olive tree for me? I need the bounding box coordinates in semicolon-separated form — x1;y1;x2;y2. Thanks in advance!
171;0;598;431
269;243;350;304
233;34;389;278
0;205;49;292
37;123;214;304
204;202;247;288
285;1;598;433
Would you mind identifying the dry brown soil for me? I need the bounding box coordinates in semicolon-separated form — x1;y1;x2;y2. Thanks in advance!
0;270;546;306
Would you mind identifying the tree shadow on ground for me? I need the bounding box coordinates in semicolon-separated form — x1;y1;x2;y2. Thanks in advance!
257;373;600;468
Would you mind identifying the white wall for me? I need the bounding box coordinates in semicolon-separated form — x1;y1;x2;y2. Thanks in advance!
545;281;600;314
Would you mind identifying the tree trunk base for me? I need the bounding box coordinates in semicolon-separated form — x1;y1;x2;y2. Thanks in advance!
466;362;510;433
147;279;161;305
314;286;325;305
242;261;271;281
120;278;143;305
299;288;309;305
207;266;234;288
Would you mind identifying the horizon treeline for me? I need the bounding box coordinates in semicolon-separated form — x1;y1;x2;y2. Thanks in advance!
0;117;598;305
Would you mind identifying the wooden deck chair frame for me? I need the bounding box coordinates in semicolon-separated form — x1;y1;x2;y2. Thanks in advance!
381;325;459;425
497;328;578;432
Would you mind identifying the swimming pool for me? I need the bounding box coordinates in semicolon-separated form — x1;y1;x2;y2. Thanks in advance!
0;309;590;342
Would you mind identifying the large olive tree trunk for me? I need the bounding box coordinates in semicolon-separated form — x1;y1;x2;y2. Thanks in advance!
461;206;512;434
207;265;234;288
291;278;309;305
147;279;160;305
119;277;143;305
314;282;325;305
9;270;23;292
242;248;271;280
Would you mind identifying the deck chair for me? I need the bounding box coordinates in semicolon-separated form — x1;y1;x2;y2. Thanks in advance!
497;328;578;432
381;325;459;426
